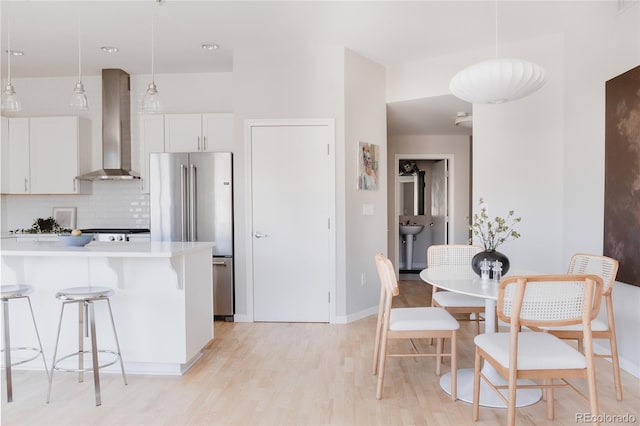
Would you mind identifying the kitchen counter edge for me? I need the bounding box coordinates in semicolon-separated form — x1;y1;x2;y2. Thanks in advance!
0;241;215;258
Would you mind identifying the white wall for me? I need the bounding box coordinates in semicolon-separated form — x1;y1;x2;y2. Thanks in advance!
232;46;346;320
473;32;566;272
231;46;387;322
344;49;388;321
386;2;640;377
560;2;640;377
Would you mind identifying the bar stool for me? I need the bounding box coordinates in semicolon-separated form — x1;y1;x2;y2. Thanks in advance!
46;286;127;406
1;284;49;402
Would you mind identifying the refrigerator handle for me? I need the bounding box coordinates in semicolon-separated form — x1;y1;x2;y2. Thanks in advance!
190;164;197;241
180;164;188;241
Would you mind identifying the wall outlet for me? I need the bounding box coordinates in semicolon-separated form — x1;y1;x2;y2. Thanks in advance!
360;272;366;286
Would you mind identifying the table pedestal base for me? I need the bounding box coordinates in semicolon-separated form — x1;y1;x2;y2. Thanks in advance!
440;367;542;408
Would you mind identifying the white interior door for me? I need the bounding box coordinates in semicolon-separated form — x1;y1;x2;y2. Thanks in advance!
431;159;449;244
251;124;331;322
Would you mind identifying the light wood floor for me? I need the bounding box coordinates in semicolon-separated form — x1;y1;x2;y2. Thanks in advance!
2;280;639;425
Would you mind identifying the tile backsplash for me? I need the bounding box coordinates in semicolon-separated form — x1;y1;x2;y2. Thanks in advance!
1;181;150;232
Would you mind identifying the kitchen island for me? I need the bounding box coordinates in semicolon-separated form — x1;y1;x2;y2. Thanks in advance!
1;240;214;375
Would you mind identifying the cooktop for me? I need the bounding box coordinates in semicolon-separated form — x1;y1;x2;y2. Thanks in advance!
80;228;150;234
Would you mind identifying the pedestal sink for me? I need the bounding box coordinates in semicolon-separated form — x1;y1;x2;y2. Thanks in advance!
400;224;424;270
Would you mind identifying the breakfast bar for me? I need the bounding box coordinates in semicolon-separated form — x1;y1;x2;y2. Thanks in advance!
0;240;215;375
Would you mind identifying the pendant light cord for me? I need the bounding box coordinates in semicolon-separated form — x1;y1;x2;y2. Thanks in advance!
77;20;82;82
495;0;498;59
151;10;155;84
7;21;11;84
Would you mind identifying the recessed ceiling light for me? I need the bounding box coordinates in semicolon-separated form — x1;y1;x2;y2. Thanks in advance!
201;43;219;51
5;50;24;56
101;46;119;54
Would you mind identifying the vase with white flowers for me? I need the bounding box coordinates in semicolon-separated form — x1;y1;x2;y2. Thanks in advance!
468;198;521;278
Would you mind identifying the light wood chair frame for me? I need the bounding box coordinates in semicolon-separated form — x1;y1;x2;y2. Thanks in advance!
473;274;604;426
372;254;458;400
542;254;622;401
428;244;488;334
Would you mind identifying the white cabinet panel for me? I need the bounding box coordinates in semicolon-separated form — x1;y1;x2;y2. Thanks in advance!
164;114;202;153
30;117;78;194
1;116;90;195
202;113;234;152
2;118;30;193
164;113;233;153
140;114;165;193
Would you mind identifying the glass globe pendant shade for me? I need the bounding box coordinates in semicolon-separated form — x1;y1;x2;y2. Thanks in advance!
141;82;161;113
69;81;89;111
449;58;545;104
1;82;22;112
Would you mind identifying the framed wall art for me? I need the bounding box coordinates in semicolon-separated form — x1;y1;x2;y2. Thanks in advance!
358;142;379;191
604;64;640;286
53;207;77;230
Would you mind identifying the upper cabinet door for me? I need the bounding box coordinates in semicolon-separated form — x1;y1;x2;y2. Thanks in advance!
164;114;203;153
2;118;30;194
29;117;79;194
202;113;234;152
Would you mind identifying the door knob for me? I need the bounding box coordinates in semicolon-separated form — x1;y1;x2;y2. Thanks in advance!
254;232;269;239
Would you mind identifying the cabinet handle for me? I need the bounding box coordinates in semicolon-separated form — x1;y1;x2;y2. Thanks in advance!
197;136;201;151
73;178;77;192
24;178;28;192
203;136;207;151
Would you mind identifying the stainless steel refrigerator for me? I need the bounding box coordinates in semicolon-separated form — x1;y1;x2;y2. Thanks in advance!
150;152;234;320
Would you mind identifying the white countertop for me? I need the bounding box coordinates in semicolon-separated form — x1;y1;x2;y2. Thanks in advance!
0;240;214;258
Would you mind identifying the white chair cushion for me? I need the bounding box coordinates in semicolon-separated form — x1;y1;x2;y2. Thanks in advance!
390;307;460;331
433;291;485;308
474;332;586;370
540;318;608;332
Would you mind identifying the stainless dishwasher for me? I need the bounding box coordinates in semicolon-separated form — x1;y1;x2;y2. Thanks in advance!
212;257;234;321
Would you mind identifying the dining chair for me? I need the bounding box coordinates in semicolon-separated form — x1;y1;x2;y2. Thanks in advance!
538;254;622;400
427;244;488;334
372;254;459;400
473;274;604;426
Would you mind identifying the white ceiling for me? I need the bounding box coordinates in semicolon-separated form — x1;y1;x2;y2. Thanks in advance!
0;1;616;134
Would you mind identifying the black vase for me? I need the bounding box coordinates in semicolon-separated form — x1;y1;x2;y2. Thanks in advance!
471;250;510;279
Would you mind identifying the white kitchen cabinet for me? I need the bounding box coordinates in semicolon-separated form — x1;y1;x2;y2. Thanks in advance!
164;113;233;153
139;114;165;193
1;117;30;193
0;116;91;194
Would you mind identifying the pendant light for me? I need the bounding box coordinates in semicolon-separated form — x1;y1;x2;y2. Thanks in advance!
449;1;545;104
1;21;22;113
69;19;89;111
141;6;160;113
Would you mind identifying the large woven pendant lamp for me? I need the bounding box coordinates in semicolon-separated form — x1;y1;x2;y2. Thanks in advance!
449;1;545;104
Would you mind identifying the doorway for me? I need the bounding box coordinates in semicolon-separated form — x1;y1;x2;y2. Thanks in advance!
395;155;454;274
246;119;336;322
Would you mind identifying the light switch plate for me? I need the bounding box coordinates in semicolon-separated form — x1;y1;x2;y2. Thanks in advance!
362;203;374;216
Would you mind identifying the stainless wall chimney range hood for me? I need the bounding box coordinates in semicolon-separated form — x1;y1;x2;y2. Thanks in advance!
76;69;140;180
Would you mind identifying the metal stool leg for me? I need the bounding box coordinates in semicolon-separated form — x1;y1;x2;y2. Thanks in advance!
88;301;101;406
47;302;67;403
78;302;84;383
106;299;127;386
26;296;49;381
3;299;13;402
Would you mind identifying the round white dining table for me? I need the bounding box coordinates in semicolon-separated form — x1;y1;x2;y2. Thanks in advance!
420;265;542;408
